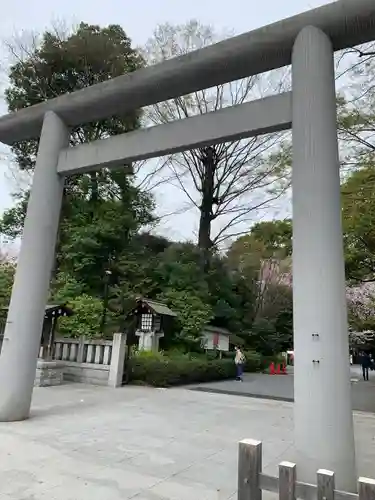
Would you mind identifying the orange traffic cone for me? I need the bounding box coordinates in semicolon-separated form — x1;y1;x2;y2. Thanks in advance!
269;362;275;375
281;363;287;375
275;363;281;375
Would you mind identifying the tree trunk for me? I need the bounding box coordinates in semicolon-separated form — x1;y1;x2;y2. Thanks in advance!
88;172;99;220
198;146;216;270
198;204;212;251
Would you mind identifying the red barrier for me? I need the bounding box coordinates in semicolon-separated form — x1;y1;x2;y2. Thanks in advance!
270;362;288;375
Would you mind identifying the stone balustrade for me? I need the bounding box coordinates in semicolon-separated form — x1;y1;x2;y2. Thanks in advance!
35;334;126;388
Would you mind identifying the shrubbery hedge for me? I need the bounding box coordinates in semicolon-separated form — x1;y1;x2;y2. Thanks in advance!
127;350;284;387
128;355;236;387
243;351;262;372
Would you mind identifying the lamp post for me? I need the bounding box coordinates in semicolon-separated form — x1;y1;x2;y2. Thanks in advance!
100;268;112;337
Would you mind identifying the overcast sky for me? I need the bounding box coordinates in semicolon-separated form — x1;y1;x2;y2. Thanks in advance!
0;0;333;245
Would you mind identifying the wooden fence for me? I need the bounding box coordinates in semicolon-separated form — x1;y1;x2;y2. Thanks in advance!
238;440;375;500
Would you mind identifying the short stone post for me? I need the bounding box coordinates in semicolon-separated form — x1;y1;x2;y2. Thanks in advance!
77;336;85;363
108;333;126;388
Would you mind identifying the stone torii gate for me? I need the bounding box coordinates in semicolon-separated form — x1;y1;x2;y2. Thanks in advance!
0;0;375;491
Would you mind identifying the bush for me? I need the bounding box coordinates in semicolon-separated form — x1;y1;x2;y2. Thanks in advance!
128;349;276;387
135;349;165;360
129;355;236;387
243;351;262;372
242;351;284;373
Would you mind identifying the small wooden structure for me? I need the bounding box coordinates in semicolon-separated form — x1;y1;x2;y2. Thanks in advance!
130;298;177;351
201;325;232;353
40;304;74;360
201;323;245;354
0;304;73;360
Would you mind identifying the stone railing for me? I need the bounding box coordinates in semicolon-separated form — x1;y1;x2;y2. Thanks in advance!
1;332;126;388
36;334;126;388
40;337;113;366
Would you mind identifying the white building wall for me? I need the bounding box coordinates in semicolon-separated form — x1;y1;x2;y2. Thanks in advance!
202;332;230;352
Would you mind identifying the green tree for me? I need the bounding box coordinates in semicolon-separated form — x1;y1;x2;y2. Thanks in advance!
155;243;210;299
342;164;375;282
154;242;245;333
158;289;213;350
147;243;211;349
56;179;154;296
108;233;173;324
2;23;155;302
227;223;293;347
58;294;105;339
227;221;292;281
248;316;292;356
5;23;143;168
250;220;292;258
129;242;250;348
0;258;15;309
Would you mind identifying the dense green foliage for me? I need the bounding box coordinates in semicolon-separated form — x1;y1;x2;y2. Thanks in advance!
57;294;105;338
0;259;15;310
342;166;375;283
129;353;236;387
0;21;295;351
5;23;375;356
1;22;153;289
127;350;284;387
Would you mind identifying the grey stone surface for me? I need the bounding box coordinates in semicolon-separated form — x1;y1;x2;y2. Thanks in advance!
0;384;375;500
0;112;69;422
57;93;292;175
62;363;110;386
191;365;375;413
0;0;375;144
35;360;64;387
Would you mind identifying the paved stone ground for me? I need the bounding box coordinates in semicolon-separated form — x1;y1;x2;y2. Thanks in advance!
1;384;375;500
191;365;375;413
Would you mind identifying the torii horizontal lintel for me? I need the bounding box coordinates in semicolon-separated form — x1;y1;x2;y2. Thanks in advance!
57;92;292;175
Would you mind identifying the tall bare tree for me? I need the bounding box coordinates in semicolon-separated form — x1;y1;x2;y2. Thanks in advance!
334;42;375;172
143;21;289;257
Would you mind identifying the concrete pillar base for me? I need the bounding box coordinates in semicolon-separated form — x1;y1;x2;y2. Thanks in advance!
136;330;153;351
34;360;64;387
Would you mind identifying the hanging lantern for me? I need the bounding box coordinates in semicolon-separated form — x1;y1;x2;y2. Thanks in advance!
141;313;153;332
